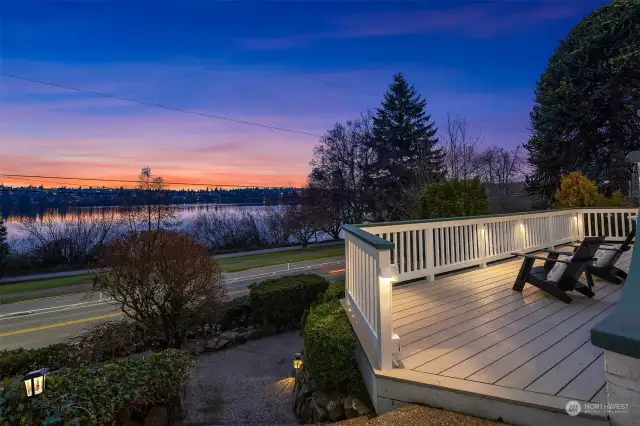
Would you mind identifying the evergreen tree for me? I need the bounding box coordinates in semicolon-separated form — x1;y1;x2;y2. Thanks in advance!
0;215;9;278
525;0;640;206
370;73;444;220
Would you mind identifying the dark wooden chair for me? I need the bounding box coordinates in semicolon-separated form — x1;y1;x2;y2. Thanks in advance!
511;236;605;304
562;229;635;285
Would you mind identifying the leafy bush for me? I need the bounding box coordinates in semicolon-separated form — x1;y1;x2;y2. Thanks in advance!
0;321;162;380
303;300;364;393
324;279;345;302
0;344;78;380
219;295;251;330
249;274;329;331
555;172;631;208
421;178;489;219
0;349;192;425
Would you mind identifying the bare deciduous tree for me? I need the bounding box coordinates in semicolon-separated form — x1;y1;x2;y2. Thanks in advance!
126;167;179;232
191;208;262;251
478;146;525;196
283;199;319;248
93;230;226;348
17;212;119;267
441;113;483;180
309;112;375;225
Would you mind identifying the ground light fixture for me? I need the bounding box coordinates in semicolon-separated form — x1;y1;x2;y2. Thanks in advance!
24;368;48;397
293;352;303;373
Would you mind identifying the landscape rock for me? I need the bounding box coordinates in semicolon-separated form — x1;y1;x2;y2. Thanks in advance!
236;332;247;344
311;398;329;423
343;396;359;419
215;338;231;350
169;391;187;420
313;390;345;422
350;397;373;417
299;398;313;424
184;339;205;356
143;405;168;426
219;331;238;343
204;337;219;352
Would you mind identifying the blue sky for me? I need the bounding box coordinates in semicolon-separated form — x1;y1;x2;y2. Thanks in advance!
0;0;607;187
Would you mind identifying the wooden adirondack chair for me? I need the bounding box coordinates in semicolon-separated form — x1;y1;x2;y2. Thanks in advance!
562;229;635;285
511;236;605;304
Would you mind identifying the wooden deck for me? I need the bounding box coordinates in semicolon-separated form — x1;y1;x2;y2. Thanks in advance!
379;250;631;425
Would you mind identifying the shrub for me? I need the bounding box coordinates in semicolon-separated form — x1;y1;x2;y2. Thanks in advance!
421;178;489;219
0;344;78;380
219;295;251;330
249;274;329;331
554;172;631;208
324;279;345;302
0;321;163;380
303;300;364;394
0;349;192;425
93;230;226;348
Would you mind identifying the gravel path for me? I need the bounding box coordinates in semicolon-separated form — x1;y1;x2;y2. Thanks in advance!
184;331;302;426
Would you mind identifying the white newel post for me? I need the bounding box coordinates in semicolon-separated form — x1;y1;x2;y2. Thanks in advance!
425;228;435;281
478;222;487;269
377;249;395;370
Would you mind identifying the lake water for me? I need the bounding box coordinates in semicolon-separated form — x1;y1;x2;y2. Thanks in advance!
4;204;276;249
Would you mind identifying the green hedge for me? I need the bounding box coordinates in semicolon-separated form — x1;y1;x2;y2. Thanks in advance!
0;321;160;380
303;300;364;393
249;274;329;331
0;343;77;380
0;349;192;425
220;295;251;330
324;279;345;302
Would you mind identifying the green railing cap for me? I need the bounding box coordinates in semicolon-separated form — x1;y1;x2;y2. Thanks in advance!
591;209;640;358
341;224;394;250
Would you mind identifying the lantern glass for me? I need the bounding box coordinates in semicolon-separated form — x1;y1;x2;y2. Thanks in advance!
33;375;45;395
24;379;33;397
294;359;303;369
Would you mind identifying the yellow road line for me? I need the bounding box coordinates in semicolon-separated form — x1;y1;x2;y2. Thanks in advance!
0;312;122;337
227;289;249;296
328;268;345;274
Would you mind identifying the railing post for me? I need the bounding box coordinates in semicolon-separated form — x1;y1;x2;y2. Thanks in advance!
575;210;584;240
425;228;435;281
478;222;487;269
547;214;555;250
377;249;394;370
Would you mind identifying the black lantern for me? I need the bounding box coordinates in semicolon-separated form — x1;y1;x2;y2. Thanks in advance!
24;368;48;397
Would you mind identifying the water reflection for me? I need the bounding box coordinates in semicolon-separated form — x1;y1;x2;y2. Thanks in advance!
5;204;274;246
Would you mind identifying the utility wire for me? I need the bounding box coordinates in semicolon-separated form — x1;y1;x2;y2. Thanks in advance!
0;73;326;139
0;174;297;189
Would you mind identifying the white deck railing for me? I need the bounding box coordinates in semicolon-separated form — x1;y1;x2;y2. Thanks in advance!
343;208;637;370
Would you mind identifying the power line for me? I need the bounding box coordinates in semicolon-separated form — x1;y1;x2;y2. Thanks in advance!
285;71;378;97
0;174;298;189
0;73;326;139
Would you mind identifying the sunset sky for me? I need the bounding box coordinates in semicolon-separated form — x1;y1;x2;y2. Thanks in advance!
1;0;606;189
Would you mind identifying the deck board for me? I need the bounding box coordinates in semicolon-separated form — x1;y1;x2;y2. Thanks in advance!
389;249;631;410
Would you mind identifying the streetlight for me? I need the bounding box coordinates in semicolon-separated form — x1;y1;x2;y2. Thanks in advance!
23;368;48;397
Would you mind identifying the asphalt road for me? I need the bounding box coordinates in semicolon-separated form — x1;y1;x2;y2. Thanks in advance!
0;257;345;350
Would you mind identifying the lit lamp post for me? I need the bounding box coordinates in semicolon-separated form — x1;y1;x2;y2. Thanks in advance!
23;368;48;397
293;352;303;377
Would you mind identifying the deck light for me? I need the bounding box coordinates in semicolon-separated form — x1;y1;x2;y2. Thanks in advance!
24;368;48;397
